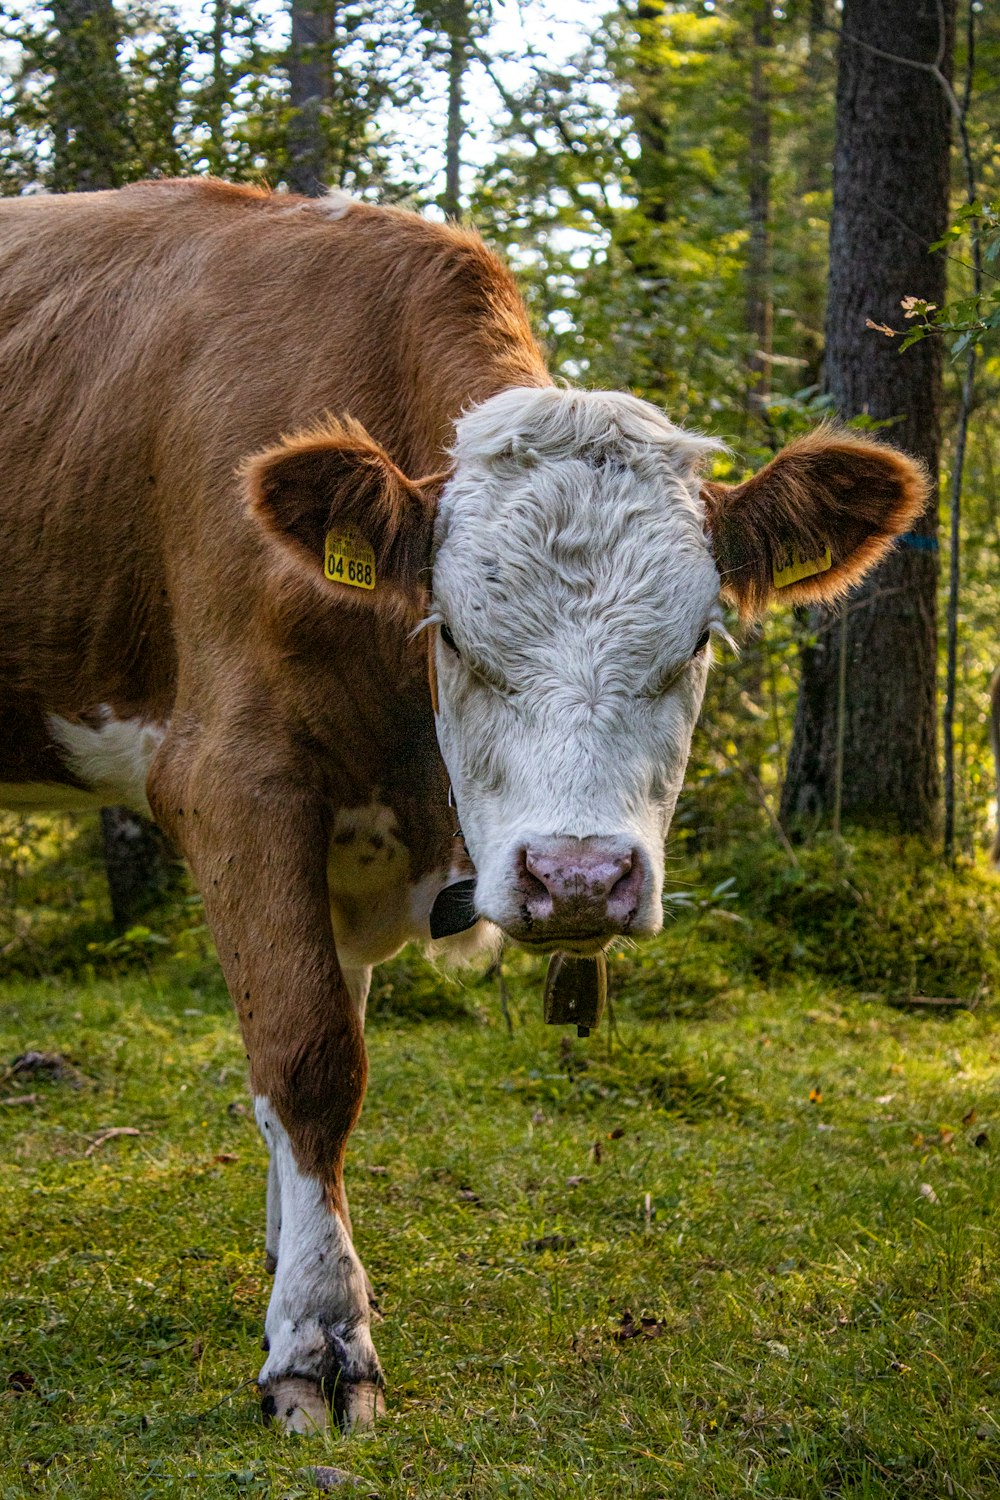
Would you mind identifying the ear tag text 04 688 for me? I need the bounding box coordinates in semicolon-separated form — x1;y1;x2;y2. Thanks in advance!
772;545;832;590
324;527;376;590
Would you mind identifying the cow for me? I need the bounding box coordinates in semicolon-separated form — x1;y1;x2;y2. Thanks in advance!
0;178;927;1433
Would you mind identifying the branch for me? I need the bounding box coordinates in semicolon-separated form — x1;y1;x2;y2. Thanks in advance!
468;39;615;232
822;19;963;129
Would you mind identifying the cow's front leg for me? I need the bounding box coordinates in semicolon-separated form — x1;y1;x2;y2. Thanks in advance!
261;964;372;1276
151;754;382;1433
255;1098;383;1433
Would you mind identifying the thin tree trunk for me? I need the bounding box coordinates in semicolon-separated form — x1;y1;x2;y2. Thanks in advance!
631;0;671;228
49;0;127;191
795;0;830;388
781;0;954;834
442;0;467;218
745;0;773;414
287;0;336;196
203;0;229;176
943;1;980;861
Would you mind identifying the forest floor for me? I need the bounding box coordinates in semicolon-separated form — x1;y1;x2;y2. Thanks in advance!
3;831;1000;1498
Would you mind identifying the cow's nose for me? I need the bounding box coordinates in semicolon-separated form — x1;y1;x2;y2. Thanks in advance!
519;837;644;934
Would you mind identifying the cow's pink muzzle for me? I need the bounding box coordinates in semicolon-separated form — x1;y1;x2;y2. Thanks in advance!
507;835;647;947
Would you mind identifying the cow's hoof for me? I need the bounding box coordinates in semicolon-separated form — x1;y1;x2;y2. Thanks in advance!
261;1376;330;1434
260;1375;385;1434
334;1378;386;1433
264;1250;278;1275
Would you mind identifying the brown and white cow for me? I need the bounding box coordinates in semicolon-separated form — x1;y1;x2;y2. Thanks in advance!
0;178;927;1432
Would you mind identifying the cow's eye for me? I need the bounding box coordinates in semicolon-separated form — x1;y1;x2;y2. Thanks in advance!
693;630;711;656
440;622;459;655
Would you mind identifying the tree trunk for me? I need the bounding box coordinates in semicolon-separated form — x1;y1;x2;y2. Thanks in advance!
793;0;831;389
745;0;773;414
780;0;953;835
100;807;178;931
442;0;467;218
49;0;127;191
631;0;671;228
287;0;336;196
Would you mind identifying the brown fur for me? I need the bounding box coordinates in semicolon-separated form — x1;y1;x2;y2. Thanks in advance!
702;425;930;621
0;179;548;1196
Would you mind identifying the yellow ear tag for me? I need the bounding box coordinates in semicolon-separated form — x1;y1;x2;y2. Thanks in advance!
324;527;376;590
773;545;832;590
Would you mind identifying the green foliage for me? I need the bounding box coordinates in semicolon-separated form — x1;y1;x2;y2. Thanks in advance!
709;832;1000;1000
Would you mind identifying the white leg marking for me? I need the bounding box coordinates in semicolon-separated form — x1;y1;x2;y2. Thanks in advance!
254;1098;382;1430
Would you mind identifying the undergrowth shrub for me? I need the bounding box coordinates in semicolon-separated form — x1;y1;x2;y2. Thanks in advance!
637;830;1000;1005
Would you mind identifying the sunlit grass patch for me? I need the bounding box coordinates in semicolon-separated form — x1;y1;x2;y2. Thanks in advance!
3;946;1000;1496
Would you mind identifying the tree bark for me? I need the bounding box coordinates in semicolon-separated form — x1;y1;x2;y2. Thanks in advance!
49;0;127;191
745;0;773;414
631;0;671;228
780;0;953;835
442;0;467;218
100;807;179;931
287;0;336;196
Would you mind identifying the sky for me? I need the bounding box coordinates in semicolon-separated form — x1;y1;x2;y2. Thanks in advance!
343;0;610;200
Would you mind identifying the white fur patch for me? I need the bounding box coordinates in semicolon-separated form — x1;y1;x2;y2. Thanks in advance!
432;387;725;938
47;709;164;816
255;1099;379;1391
320;189;354;219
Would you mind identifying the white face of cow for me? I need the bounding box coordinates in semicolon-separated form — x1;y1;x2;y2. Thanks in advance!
249;376;925;954
430;387;726;955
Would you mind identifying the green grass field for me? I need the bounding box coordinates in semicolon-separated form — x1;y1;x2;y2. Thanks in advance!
3;833;1000;1498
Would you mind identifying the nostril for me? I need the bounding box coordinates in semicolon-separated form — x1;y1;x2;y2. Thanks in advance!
518;847;554;918
606;850;633;894
607;850;644;916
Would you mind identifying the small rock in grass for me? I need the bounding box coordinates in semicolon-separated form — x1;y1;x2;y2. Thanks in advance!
301;1464;379;1495
7;1051;86;1089
523;1234;576;1253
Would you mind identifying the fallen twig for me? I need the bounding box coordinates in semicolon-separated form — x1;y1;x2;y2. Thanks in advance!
84;1126;141;1156
0;1092;38;1106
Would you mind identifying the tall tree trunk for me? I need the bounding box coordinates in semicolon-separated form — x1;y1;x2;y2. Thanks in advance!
631;0;671;228
793;0;830;389
442;0;467;218
203;0;229;176
49;0;127;191
287;0;336;196
781;0;953;834
745;0;773;415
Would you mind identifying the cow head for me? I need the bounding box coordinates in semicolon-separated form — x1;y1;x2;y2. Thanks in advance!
249;389;927;956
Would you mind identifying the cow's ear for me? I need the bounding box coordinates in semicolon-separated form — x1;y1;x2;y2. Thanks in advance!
246;418;437;613
701;427;929;622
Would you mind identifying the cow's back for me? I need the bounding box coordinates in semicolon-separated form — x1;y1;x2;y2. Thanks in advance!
0;179;547;722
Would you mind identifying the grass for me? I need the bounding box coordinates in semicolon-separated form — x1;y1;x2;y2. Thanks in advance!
3;834;1000;1496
